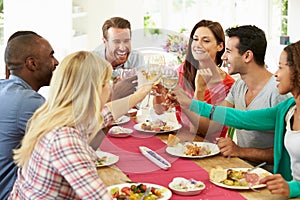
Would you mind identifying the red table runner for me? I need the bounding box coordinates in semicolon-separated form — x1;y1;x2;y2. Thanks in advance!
100;121;245;200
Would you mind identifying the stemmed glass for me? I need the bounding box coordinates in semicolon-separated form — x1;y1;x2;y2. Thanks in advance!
161;67;179;112
141;54;165;108
120;68;137;80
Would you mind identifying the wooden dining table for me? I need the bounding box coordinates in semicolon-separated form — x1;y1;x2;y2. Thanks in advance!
96;119;296;200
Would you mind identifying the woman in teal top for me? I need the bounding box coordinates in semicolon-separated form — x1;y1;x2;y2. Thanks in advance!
173;40;300;198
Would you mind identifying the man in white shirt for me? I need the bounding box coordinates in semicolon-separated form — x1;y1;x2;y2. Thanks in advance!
93;17;144;100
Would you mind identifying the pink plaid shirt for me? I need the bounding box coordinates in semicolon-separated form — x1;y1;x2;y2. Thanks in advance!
9;105;114;200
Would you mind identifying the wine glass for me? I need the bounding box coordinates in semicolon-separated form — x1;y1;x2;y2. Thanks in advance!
120;68;137;80
141;54;165;108
161;67;179;112
146;54;165;95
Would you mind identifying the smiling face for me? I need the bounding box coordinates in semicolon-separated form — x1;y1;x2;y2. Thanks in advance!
103;27;131;68
275;50;293;95
221;37;246;75
191;27;223;64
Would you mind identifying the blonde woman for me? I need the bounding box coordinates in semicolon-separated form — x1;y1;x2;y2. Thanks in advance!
9;51;153;199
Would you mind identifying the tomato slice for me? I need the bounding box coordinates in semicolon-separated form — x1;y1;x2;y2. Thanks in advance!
112;191;119;198
121;186;132;196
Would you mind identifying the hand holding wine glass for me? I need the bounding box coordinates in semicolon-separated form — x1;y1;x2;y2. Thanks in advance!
141;54;165;108
146;54;165;94
161;67;179;112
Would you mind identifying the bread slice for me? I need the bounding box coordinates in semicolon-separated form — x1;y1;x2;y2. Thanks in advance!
167;134;180;147
210;166;227;183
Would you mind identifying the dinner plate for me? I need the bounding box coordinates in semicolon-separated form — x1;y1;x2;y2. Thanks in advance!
95;151;119;167
166;142;220;158
210;167;272;190
107;183;172;200
133;122;182;133
112;115;130;125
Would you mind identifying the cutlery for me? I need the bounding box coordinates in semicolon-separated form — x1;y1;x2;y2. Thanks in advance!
141;186;152;199
248;162;267;172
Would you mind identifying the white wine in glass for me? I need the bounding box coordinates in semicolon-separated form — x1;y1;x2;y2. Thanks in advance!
161;68;178;91
141;54;165;108
146;54;165;94
161;68;179;112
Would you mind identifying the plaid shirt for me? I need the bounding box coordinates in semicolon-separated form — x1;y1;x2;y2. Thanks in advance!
9;106;114;200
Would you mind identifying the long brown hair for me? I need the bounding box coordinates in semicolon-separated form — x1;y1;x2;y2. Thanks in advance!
183;20;225;91
285;40;300;96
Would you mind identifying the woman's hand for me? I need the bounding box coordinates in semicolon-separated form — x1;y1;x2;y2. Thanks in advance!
194;69;211;100
170;86;192;110
259;174;290;197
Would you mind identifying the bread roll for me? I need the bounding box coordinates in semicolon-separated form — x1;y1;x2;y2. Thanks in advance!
167;134;180;147
210;166;227;183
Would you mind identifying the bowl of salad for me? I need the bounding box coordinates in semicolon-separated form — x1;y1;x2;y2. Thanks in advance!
168;177;205;196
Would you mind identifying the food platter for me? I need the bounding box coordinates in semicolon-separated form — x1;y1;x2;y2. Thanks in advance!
210;167;272;190
166;142;220;158
95;151;119;167
112;115;130;125
133;122;182;133
107;183;172;199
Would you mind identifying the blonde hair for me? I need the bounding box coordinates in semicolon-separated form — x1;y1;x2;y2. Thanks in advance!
13;51;112;168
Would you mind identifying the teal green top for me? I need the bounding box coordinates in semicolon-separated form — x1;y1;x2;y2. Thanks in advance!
190;97;300;198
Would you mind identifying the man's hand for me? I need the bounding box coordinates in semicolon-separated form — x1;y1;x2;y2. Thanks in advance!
217;137;240;157
260;174;290;197
111;75;137;100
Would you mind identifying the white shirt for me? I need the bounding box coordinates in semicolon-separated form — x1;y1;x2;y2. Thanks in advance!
284;105;300;181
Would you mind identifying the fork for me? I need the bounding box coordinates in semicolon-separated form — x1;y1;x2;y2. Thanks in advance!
248;184;260;192
141;187;152;200
248;161;267;172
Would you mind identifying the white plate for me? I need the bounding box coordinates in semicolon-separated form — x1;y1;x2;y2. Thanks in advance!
133;122;182;133
166;142;220;158
108;126;133;138
168;177;205;196
107;183;172;200
112;115;130;125
210;167;272;190
95;151;119;167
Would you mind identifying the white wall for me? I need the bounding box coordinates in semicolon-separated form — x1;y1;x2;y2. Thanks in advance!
86;0;144;50
1;0;299;79
288;0;300;43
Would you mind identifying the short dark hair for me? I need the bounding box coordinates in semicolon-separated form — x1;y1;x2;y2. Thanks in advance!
7;31;39;42
102;17;131;40
225;25;267;66
5;33;42;69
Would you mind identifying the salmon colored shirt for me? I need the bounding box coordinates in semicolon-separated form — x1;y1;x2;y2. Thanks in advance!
177;63;235;138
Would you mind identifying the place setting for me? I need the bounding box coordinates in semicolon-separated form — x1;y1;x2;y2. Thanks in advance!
165;134;220;159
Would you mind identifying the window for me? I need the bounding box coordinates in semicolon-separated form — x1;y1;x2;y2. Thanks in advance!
281;0;288;35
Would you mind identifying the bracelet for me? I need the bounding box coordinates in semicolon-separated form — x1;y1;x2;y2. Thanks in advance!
209;105;216;120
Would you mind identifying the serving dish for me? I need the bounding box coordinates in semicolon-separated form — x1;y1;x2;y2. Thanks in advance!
168;177;205;196
112;115;130;125
108;126;133;138
95;151;119;167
